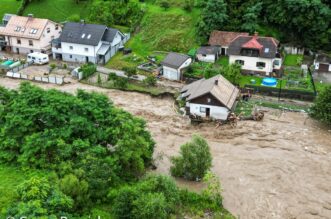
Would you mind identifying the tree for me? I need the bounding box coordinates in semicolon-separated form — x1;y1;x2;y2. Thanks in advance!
143;75;157;86
170;135;212;181
160;1;170;10
241;3;262;33
310;85;331;126
5;177;73;218
133;193;167;219
197;0;228;39
88;1;114;26
219;63;242;85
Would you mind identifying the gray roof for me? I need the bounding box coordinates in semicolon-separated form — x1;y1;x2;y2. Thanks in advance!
97;44;111;55
181;74;239;109
161;52;191;69
316;54;331;64
2;14;14;22
60;22;107;46
197;46;219;55
228;36;279;59
102;27;122;42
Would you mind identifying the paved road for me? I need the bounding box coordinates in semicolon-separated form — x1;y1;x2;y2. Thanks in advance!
97;66;146;81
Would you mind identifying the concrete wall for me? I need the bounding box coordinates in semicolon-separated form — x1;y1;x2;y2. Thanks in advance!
62;53;96;64
163;66;179;80
189;103;230;120
61;42;100;58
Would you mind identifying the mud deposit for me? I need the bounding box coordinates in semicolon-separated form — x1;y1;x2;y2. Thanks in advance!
1;78;331;219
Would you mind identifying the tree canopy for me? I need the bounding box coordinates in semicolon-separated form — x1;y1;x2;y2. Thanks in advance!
310;85;331;126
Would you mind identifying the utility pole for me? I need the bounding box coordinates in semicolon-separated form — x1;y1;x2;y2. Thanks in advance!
307;67;317;96
278;79;282;101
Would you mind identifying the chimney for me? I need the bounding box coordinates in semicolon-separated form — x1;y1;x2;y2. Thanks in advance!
28;14;33;19
215;79;218;85
253;31;258;38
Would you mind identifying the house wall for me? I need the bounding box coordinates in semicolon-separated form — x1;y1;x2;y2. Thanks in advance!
315;62;331;72
229;55;275;75
196;54;216;63
62;53;96;64
163;58;192;81
188;103;230;120
7;21;61;54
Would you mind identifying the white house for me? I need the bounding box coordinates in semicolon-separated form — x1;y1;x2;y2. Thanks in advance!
228;33;282;77
196;46;219;63
161;52;192;81
314;54;331;73
181;74;240;121
208;31;249;55
52;21;129;64
0;14;62;54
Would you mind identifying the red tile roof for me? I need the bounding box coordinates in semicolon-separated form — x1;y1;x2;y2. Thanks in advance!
208;31;249;47
242;36;263;49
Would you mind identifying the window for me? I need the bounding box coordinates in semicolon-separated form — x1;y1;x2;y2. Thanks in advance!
235;60;244;65
55;24;59;30
256;62;266;68
21;27;25;32
273;60;280;66
87;34;91;39
69;55;73;58
69;46;73;50
30;50;33;53
29;40;33;46
200;107;206;113
15;26;21;32
47;28;50;33
29;28;38;34
17;39;21;44
207;98;211;103
264;48;270;53
85;48;89;52
202;54;207;57
81;33;86;38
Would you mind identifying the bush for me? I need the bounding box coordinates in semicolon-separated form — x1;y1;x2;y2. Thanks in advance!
113;77;129;89
310;85;331;126
170;135;212;181
122;66;137;78
79;63;97;79
160;1;170;10
133;193;167;219
143;75;157;86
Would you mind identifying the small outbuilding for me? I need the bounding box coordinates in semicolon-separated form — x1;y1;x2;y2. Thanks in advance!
181;74;240;120
314;53;331;73
208;31;249;55
161;52;192;81
196;46;219;63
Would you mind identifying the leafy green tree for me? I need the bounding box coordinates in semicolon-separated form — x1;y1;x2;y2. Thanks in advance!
310;85;331;126
160;1;170;10
67;14;81;22
0;83;155;200
143;75;157;86
220;63;242;85
241;3;262;33
197;0;228;39
88;1;114;26
170;135;212;181
5;177;73;218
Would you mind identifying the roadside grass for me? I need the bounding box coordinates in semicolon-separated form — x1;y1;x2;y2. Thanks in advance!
284;54;303;67
0;164;48;215
0;0;20;18
23;0;91;22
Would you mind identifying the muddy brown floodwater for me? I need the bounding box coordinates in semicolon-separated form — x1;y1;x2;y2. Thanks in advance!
1;78;331;219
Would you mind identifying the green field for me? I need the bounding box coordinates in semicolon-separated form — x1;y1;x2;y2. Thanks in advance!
23;0;91;22
283;54;303;66
0;0;20;19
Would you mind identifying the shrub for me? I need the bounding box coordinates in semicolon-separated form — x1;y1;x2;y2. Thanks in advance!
133;193;167;219
113;77;129;89
122;67;137;78
310;85;331;126
160;1;170;10
97;73;102;85
49;63;56;70
170;135;212;181
143;75;157;86
79;63;97;79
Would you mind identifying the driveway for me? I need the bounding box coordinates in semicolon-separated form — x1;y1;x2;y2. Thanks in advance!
97;66;146;81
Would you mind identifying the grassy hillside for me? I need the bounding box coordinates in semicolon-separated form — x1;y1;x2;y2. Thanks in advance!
0;0;20;19
107;1;200;69
23;0;91;22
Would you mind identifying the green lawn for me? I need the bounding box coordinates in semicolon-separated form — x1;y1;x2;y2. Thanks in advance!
0;0;20;19
283;54;303;67
0;165;47;215
23;0;91;22
217;56;229;67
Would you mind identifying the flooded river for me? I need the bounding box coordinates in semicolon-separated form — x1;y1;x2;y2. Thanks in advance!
1;78;331;219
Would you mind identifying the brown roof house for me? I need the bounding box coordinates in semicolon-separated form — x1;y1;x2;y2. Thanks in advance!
209;31;248;55
161;52;192;81
181;74;240;120
314;53;331;73
0;14;62;54
228;32;282;76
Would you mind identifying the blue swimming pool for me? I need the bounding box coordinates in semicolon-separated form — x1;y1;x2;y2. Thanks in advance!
262;77;277;86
